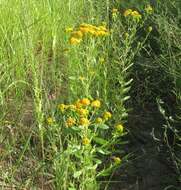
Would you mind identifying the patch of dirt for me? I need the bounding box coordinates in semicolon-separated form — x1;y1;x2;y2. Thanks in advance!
107;106;179;190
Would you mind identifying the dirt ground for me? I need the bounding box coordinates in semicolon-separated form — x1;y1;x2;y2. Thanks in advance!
107;106;179;190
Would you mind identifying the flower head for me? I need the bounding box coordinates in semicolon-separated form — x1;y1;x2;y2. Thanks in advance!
112;156;121;164
80;98;90;106
75;99;82;109
69;37;81;45
71;30;83;38
95;117;103;123
66;117;76;127
114;124;124;133
91;100;101;108
79;117;89;126
58;104;67;112
82;137;90;145
131;11;142;20
123;9;132;17
103;111;112;120
47;117;54;125
78;108;89;116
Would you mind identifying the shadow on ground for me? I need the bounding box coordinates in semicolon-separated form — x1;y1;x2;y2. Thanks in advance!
107;105;179;190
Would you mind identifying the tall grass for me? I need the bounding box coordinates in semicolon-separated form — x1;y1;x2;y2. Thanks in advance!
0;0;180;189
0;0;91;188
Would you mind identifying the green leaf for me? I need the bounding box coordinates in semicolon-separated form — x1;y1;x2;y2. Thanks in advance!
85;164;98;170
68;188;76;190
93;158;102;165
73;170;82;178
124;78;133;87
122;96;130;102
98;124;109;130
122;86;131;94
97;164;117;177
93;137;108;145
97;148;111;155
71;126;81;132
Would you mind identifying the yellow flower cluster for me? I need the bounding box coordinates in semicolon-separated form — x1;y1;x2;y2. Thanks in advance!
66;117;76;127
47;117;54;125
57;98;109;129
79;23;109;36
67;23;109;45
123;9;142;20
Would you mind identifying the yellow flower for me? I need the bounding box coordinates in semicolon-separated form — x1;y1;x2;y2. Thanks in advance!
95;117;103;123
91;100;101;108
71;30;83;38
145;4;153;13
65;27;73;33
82;137;90;145
95;30;109;36
80;23;90;28
79;26;91;33
75;99;82;109
79;117;89;126
131;11;142;20
78;108;89;116
66;117;76;127
103;111;112;120
80;98;90;106
123;9;132;17
79;76;85;81
98;26;108;32
114;124;124;133
68;37;81;45
58;104;67;112
47;117;54;125
148;26;153;32
112;156;121;164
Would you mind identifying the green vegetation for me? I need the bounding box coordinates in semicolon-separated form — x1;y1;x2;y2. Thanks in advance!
0;0;180;189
